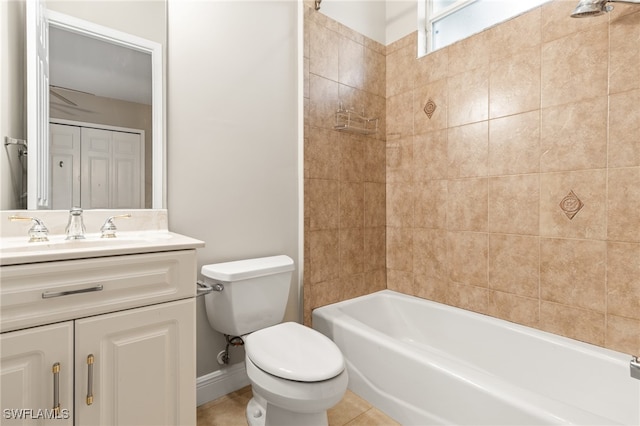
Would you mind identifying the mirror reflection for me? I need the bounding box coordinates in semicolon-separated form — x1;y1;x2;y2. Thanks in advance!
48;25;153;209
0;0;166;211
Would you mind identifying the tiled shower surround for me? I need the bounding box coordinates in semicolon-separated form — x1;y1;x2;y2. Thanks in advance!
303;0;640;356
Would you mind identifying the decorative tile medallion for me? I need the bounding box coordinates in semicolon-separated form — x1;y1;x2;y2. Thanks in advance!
559;190;584;220
424;99;437;119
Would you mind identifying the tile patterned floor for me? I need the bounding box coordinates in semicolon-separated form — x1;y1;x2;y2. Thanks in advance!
197;387;400;426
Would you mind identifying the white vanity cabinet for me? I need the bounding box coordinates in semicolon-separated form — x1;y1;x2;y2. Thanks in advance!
74;299;194;425
1;322;74;425
0;247;200;425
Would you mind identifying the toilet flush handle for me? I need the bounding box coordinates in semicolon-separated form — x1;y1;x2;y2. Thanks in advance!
196;280;223;296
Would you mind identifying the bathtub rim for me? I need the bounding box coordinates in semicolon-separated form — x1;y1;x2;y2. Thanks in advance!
313;289;633;364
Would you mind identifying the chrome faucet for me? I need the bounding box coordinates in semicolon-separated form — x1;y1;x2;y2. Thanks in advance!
8;215;49;242
65;207;86;240
100;214;131;238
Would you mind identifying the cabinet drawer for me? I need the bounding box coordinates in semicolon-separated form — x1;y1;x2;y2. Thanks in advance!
0;250;196;332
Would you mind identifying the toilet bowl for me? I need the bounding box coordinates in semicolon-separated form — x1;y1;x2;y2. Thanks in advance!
201;256;348;426
244;322;348;426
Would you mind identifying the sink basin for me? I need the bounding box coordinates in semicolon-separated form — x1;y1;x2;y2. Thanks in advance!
2;232;170;250
0;232;204;266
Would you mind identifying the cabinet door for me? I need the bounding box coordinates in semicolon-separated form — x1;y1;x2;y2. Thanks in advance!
0;322;74;425
74;299;195;425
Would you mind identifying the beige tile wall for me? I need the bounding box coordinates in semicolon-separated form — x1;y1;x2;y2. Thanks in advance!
304;0;639;356
385;0;639;355
303;6;387;325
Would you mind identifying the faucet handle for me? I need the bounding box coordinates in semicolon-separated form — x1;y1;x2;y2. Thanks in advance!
100;214;131;238
8;215;49;242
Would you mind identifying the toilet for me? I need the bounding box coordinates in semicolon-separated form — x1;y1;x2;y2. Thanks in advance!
201;255;348;426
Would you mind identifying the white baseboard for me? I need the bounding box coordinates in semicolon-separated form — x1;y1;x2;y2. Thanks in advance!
196;362;250;406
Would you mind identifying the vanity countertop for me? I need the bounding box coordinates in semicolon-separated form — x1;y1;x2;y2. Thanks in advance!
0;209;204;266
0;231;204;266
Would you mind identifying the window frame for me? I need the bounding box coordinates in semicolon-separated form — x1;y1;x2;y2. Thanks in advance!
419;0;549;56
427;0;478;52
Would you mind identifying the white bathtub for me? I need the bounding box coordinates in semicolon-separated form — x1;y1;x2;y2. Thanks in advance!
312;290;640;425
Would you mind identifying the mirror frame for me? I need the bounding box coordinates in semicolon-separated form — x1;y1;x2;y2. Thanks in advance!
27;8;164;209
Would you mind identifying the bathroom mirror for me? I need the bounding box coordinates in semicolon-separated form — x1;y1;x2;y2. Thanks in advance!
24;0;165;210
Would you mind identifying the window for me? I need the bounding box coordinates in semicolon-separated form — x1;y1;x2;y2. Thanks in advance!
418;0;549;56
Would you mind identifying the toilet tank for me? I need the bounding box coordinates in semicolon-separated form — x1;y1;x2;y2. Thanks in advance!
201;255;295;336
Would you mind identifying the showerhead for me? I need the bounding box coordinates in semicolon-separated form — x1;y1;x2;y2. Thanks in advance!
570;0;640;18
571;0;612;18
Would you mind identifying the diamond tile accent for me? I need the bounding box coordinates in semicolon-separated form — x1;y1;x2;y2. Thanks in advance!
559;190;584;220
424;99;437;119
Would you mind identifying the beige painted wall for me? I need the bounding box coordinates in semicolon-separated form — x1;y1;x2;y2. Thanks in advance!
317;0;416;46
167;1;301;378
47;0;166;44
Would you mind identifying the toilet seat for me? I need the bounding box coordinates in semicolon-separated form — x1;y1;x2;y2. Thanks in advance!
245;356;348;417
245;322;344;382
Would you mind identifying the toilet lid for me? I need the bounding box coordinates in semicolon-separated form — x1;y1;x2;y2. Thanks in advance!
245;322;344;382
